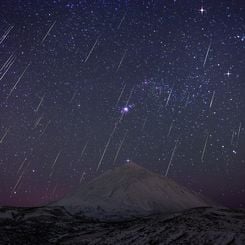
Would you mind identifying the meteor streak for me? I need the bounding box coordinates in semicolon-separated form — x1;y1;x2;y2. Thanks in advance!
0;25;14;44
113;131;127;165
0;53;16;81
125;86;134;107
51;151;61;169
84;36;100;63
1;53;15;72
78;141;89;162
165;139;178;176
40;120;51;137
0;127;10;144
35;94;45;112
231;130;235;145
17;157;27;175
236;122;242;146
142;117;148;131
165;86;174;107
96;122;118;171
117;12;127;30
167;121;174;137
34;115;44;128
203;40;212;68
79;171;86;183
115;83;126;108
6;62;31;101
201;134;209;162
116;50;127;72
209;91;215;108
42;21;56;43
12;171;25;193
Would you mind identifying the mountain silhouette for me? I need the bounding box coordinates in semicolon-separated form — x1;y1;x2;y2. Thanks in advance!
51;162;210;219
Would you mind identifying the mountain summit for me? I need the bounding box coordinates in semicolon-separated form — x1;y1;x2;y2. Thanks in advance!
51;162;210;219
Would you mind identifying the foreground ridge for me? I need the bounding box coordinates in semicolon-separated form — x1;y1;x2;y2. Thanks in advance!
0;206;244;244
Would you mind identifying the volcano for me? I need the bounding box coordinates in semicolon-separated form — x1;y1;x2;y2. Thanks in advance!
51;162;210;220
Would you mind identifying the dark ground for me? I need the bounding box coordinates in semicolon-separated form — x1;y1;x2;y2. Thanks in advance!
0;206;245;244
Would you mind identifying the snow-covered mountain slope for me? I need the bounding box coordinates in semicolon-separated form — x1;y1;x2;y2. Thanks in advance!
50;162;210;219
0;206;244;244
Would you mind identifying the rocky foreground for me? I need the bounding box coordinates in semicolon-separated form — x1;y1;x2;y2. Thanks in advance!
0;206;244;244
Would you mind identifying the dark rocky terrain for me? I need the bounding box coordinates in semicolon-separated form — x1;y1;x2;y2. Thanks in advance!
0;206;244;245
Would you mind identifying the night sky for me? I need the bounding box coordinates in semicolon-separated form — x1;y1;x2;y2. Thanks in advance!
0;0;244;208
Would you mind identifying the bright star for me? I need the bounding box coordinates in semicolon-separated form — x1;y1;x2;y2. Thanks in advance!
123;107;129;112
121;106;130;114
225;71;231;77
199;6;205;14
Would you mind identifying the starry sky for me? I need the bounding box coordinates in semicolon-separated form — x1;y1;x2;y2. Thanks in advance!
0;0;244;208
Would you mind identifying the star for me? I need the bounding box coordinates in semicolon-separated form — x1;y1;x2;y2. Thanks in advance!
199;6;205;14
123;107;129;112
225;71;232;77
121;106;130;114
